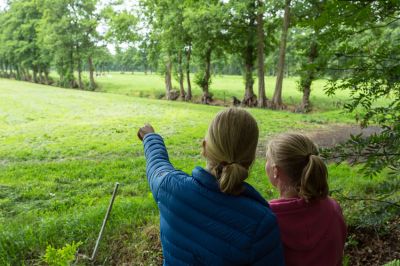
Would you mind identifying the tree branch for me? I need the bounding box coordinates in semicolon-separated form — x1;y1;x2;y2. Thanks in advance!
356;17;400;34
325;153;400;160
331;191;400;209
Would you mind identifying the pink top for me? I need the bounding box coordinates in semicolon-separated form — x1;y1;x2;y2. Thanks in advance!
269;197;347;266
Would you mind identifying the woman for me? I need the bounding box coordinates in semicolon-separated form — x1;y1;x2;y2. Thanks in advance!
137;108;284;265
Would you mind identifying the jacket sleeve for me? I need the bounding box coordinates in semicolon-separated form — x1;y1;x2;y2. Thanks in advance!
251;212;285;266
143;133;175;201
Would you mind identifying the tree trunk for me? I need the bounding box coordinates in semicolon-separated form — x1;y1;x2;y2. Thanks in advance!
165;56;173;100
88;56;96;90
19;67;26;81
78;60;83;89
69;46;75;88
242;20;257;107
178;51;186;100
185;46;192;101
44;69;49;85
202;48;212;104
272;0;291;108
15;65;21;80
300;41;318;112
243;57;256;107
256;0;267;108
38;66;44;84
3;63;8;77
33;67;38;83
76;44;83;89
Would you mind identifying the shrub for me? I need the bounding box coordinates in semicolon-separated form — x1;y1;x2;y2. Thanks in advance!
42;241;82;266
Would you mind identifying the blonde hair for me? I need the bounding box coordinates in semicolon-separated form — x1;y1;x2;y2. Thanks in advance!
266;133;328;201
204;108;259;195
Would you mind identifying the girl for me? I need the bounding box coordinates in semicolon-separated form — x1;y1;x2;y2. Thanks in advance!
137;108;284;265
265;133;346;266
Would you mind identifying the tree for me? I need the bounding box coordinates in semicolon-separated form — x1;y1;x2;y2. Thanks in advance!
272;0;291;109
103;6;140;75
135;41;150;74
228;0;258;107
184;0;228;103
70;0;101;90
37;0;100;89
184;45;192;101
141;0;189;100
39;0;75;87
293;0;330;112
323;0;400;176
256;0;267;107
92;46;113;74
0;0;45;82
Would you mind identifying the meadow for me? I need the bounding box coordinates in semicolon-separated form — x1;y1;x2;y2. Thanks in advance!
94;72;351;112
0;76;398;265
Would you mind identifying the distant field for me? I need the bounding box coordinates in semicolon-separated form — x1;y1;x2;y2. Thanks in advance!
94;72;351;111
0;78;395;264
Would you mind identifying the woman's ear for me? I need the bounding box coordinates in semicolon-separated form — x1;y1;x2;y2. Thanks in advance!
201;139;206;157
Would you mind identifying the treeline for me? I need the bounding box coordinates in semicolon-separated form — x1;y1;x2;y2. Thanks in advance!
0;0;398;112
0;0;100;90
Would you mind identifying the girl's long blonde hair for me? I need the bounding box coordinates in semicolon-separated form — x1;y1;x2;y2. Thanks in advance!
204;108;259;195
266;133;328;201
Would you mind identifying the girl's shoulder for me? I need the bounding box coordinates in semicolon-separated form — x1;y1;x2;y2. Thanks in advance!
269;196;343;214
268;197;306;213
326;197;344;215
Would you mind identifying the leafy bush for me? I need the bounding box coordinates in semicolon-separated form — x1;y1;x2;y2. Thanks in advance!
42;241;82;266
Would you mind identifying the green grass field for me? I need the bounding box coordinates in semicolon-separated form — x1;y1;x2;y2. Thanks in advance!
95;72;351;112
0;77;397;264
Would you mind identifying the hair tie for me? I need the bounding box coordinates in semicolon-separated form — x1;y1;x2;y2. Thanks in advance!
216;161;239;177
220;161;237;167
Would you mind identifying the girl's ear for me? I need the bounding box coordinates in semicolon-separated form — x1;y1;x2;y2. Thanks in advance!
273;165;279;179
201;139;206;156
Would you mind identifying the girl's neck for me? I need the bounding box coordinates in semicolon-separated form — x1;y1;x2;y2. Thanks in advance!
279;185;299;199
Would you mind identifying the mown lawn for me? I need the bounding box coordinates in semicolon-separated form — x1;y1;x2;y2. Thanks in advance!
0;78;397;265
94;72;351;112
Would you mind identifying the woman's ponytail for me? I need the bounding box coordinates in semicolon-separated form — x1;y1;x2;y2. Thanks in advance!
219;163;249;195
300;155;329;202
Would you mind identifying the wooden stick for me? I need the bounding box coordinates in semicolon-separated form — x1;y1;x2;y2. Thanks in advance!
90;182;120;261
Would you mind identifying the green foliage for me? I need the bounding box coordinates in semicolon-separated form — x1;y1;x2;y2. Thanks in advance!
43;241;82;266
103;8;139;44
323;2;400;176
0;0;46;82
384;259;400;266
0;0;101;89
183;0;228;91
38;0;100;89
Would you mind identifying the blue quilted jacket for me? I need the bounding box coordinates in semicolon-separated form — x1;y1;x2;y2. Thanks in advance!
143;133;284;265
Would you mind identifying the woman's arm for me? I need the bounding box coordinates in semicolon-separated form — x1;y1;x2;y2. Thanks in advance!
138;125;175;200
252;212;285;266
